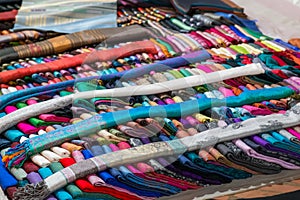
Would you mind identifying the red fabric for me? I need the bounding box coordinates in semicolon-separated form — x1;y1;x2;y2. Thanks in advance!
0;10;18;21
210;28;237;44
0;40;157;83
272;69;289;79
59;158;142;200
6;186;17;199
271;55;287;66
23;161;40;173
254;41;275;52
191;31;214;48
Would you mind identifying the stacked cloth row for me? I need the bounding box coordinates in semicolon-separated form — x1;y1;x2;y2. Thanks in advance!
1;2;300;200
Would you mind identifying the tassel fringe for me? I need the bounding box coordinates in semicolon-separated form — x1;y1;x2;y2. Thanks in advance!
3;140;30;168
13;181;50;200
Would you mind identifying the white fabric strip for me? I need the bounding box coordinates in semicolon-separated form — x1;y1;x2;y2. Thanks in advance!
42;103;300;195
0;63;264;134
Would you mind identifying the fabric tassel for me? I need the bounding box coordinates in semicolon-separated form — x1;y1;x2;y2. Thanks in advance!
2;140;30;168
13;181;50;200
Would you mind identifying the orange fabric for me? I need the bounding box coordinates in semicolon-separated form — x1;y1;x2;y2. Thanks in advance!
0;40;157;83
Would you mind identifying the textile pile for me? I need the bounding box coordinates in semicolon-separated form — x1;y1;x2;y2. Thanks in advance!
1;0;300;199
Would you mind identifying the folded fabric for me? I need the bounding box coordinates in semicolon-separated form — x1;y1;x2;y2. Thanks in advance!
50;147;71;158
30;153;51;167
216;142;281;174
244;138;300;167
23;160;40;173
0;137;12;148
60;157;143;200
39;114;70;123
234;139;300;169
4;86;294;168
4;129;25;142
171;0;243;14
0;156;17;190
0;25;155;65
0;39;157;83
41;150;62;162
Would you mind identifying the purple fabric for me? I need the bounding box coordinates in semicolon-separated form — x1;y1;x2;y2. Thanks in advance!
251;135;300;159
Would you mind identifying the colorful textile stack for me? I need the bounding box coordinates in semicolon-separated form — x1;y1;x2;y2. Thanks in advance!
1;1;300;200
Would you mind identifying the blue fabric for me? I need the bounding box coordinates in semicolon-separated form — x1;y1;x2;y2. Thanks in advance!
38;167;53;179
81;150;161;197
274;39;300;52
0;156;18;190
4;128;25;142
90;145;105;156
0;50;211;110
118;166;181;195
229;25;253;42
262;133;300;153
271;131;300;150
216;12;261;33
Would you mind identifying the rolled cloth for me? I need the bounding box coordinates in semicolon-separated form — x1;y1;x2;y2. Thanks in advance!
0;25;155;64
0;40;158;83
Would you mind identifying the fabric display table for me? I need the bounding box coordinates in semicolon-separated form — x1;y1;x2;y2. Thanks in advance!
1;0;300;200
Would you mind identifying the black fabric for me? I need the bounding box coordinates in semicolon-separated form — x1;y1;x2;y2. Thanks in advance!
216;143;282;174
243;138;300;166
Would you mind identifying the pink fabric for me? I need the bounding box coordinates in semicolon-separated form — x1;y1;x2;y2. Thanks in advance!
87;174;106;186
185;116;200;126
117;142;131;150
234;139;300;169
72;150;106;186
197;65;214;73
127;165;141;174
4;106;17;114
26;99;38;105
286;128;300;140
72;150;85;162
242;105;273;115
39;114;70;122
17;122;42;134
136;163;154;173
109;144;120;152
218;87;235;97
164;98;175;104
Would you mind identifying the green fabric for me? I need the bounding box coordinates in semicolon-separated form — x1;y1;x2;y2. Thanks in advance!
18;180;29;187
28;117;58;127
186;152;251;179
248;43;271;53
170;18;195;31
258;54;300;75
156;38;177;56
73;99;96;110
230;45;249;54
49;162;64;172
168;69;184;78
16;102;27;109
243;27;273;40
75;82;105;92
65;184;83;199
179;68;193;77
60;91;74;97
